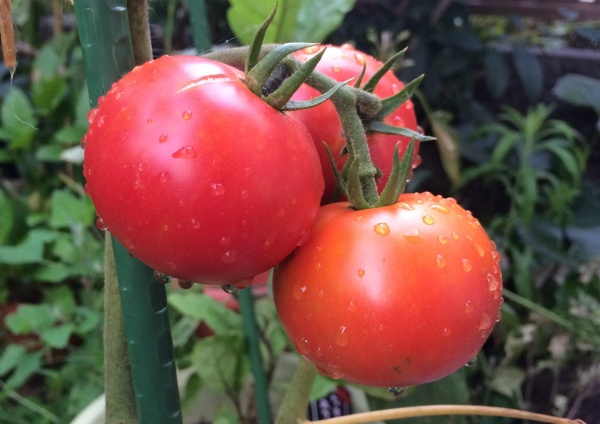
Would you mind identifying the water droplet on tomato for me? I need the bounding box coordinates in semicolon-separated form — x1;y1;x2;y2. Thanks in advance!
436;254;446;268
452;232;459;240
422;215;435;225
474;244;485;257
293;284;307;300
182;110;193;120
335;325;348;347
332;65;341;73
159;171;170;183
465;300;474;314
391;83;400;93
492;251;502;262
303;45;320;54
348;298;357;312
443;327;452;337
398;202;414;210
87;108;99;124
374;222;390;236
438;235;448;244
80;135;87;149
154;271;173;284
295;337;311;355
210;183;225;196
263;234;277;250
487;274;500;291
159;134;168;143
393;115;405;126
465;356;477;367
124;238;135;250
146;118;153;124
357;268;365;278
178;280;194;289
221;250;237;264
241;189;249;199
429;204;449;214
388;387;407;397
219;236;230;246
96;115;105;128
172;146;197;158
317;364;345;379
478;314;492;331
297;229;310;246
221;284;238;294
190;218;200;229
354;53;365;65
402;229;423;243
461;258;472;272
95;217;108;231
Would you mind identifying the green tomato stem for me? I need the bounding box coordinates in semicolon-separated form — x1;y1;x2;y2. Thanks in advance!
275;357;318;424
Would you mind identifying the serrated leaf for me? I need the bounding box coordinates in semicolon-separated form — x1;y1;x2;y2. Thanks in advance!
227;0;302;45
294;0;357;42
512;43;543;104
0;229;58;265
484;49;510;100
49;190;95;229
168;291;242;335
190;335;249;393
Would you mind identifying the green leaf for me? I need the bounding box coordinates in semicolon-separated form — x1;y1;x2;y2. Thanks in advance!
294;0;357;43
168;291;242;335
54;125;87;145
32;74;68;115
190;334;249;393
0;188;14;244
33;262;74;283
552;74;600;114
40;323;76;349
74;85;91;128
49;189;96;229
0;344;27;376
512;43;543;104
0;229;57;265
4;351;42;389
537;139;581;182
367;121;435;141
227;0;303;45
5;304;55;334
374;74;423;121
484;49;510;100
310;373;339;400
489;366;526;399
32;45;62;78
490;133;519;167
35;145;64;162
0;87;38;149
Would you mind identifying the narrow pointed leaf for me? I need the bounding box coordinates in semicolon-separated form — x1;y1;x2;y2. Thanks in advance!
375;139;415;207
374;74;424;120
324;143;349;199
346;156;372;210
354;63;367;88
246;42;316;96
265;48;326;109
245;3;278;75
368;121;436;141
280;79;351;111
362;48;407;93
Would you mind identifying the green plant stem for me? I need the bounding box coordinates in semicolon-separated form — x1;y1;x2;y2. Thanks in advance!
0;380;60;423
103;235;137;424
127;0;153;65
502;289;575;331
164;0;176;54
238;289;273;424
275;357;318;424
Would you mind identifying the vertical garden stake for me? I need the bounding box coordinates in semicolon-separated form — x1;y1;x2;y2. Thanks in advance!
73;1;182;423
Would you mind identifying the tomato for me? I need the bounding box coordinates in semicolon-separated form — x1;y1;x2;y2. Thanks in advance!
273;192;503;387
83;55;324;286
289;44;421;203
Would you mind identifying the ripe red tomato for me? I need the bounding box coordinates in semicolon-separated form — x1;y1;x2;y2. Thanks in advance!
273;192;503;387
289;44;420;203
83;55;324;286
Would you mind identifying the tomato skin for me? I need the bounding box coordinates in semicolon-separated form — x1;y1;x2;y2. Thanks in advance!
273;192;503;387
83;56;324;285
289;44;420;203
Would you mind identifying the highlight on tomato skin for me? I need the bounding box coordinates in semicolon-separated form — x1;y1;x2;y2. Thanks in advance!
273;192;503;388
288;44;421;203
82;55;324;287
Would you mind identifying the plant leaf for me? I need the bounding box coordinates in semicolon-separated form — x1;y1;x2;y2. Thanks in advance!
484;49;510;100
553;73;600;114
512;43;543;104
294;0;357;42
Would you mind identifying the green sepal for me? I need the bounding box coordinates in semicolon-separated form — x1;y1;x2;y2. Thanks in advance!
374;74;424;121
368;121;436;142
362;48;407;93
244;3;278;75
265;48;326;109
280;79;351;111
353;63;367;88
324;143;349;199
346;156;372;210
245;43;316;97
374;139;415;207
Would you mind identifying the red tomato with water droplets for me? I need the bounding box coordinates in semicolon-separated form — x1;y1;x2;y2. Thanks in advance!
289;44;421;203
273;192;503;387
83;55;323;286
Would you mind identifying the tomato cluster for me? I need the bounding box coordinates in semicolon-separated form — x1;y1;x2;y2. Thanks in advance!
82;43;502;388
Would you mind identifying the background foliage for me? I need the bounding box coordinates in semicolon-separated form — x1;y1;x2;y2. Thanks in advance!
1;0;599;423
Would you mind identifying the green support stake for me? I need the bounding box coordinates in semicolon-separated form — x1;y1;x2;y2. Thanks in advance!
73;1;182;423
186;0;212;53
